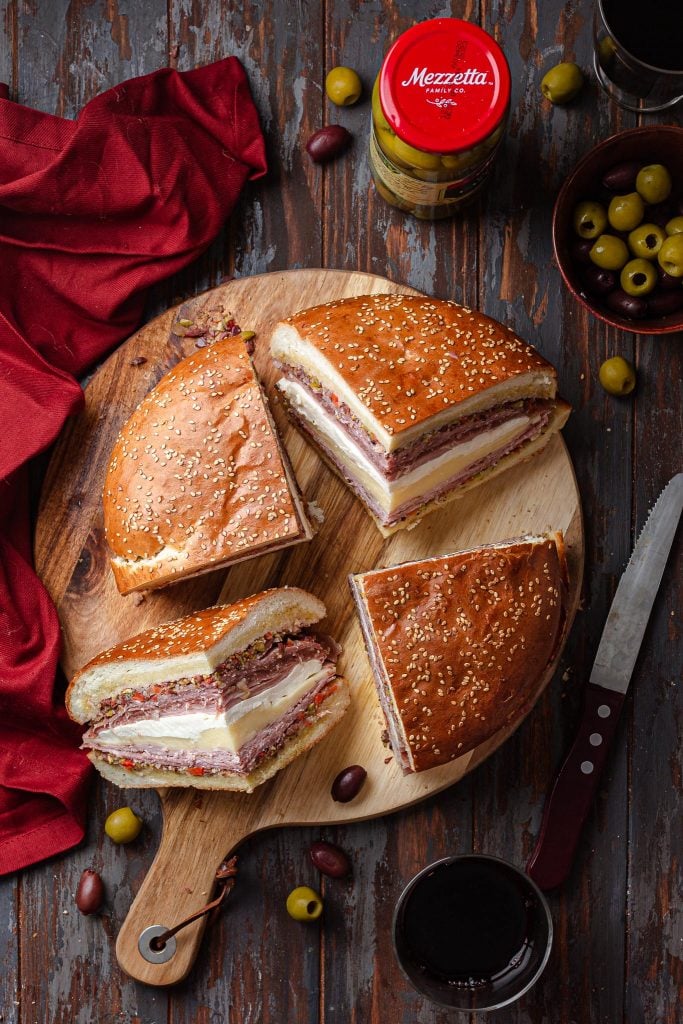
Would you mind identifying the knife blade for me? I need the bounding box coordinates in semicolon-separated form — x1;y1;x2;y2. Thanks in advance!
527;473;683;891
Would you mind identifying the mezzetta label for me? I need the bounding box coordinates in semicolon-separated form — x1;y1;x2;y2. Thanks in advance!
401;67;491;87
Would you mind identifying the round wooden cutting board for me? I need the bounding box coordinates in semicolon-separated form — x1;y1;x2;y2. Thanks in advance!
35;269;583;986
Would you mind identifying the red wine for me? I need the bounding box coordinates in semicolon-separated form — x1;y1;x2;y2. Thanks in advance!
603;0;683;72
394;857;549;1004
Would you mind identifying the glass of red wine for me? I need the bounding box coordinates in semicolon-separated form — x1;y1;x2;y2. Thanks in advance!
393;855;553;1012
594;0;683;112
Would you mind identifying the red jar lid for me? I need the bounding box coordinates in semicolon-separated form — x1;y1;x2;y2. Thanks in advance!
379;18;511;154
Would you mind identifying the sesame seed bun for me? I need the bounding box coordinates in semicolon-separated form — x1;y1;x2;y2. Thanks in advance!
350;533;568;773
66;587;326;724
271;293;558;453
103;335;312;595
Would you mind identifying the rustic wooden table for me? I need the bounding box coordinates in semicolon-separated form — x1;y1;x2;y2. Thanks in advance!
1;2;681;1022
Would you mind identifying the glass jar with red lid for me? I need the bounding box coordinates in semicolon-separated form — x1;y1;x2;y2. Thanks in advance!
370;18;511;219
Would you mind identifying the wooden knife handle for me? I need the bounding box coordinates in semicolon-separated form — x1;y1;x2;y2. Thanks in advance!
526;684;626;891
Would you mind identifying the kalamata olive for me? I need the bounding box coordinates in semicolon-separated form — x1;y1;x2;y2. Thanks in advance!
582;265;617;296
75;868;104;915
572;239;594;265
647;290;683;316
657;266;682;290
309;840;351;878
306;125;352;164
601;161;640;192
648;202;675;229
605;289;648;319
331;764;367;802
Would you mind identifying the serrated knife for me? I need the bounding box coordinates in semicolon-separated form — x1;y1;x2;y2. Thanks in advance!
527;473;683;891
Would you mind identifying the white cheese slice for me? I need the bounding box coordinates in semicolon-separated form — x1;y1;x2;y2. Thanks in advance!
278;378;531;514
97;659;327;753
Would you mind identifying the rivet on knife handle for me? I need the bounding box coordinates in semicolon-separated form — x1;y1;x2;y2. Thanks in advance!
526;684;625;891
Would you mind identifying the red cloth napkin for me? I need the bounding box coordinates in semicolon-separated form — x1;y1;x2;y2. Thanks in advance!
0;58;267;874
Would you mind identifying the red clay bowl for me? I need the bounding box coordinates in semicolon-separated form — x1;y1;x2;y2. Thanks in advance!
553;126;683;335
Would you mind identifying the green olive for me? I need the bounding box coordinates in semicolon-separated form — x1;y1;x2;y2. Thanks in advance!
627;223;666;259
608;192;645;232
286;885;323;921
657;234;683;278
371;77;392;133
589;234;630;270
665;216;683;236
598;35;617;65
441;152;466;171
326;66;362;107
541;62;584;104
104;806;143;844
573;200;608;239
620;258;657;296
599;356;636;396
635;164;672;204
390;137;441;172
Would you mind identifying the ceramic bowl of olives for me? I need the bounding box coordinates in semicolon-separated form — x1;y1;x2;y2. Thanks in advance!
553;126;683;334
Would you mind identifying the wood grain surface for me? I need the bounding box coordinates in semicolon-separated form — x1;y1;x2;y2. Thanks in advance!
2;1;681;1023
33;268;582;985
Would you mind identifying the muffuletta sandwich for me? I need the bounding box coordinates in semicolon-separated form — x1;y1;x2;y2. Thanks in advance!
349;533;568;773
270;294;570;535
67;587;349;791
104;332;313;594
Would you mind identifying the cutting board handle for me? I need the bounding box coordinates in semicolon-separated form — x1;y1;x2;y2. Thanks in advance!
116;788;262;986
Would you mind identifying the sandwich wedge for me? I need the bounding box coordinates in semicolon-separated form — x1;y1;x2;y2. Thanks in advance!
271;294;570;535
349;534;568;773
104;331;313;594
67;588;349;791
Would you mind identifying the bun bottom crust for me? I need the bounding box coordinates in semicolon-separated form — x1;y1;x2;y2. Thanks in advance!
89;680;350;793
284;399;571;538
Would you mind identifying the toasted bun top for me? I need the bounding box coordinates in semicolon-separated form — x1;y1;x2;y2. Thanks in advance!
103;335;304;591
66;586;326;724
271;294;556;445
352;534;568;772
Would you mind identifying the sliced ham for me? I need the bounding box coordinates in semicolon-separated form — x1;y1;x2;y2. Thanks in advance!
279;363;554;480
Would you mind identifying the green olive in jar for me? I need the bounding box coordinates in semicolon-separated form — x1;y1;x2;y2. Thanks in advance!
573;201;607;239
390;137;441;172
608;193;645;232
371;77;393;134
589;234;630;270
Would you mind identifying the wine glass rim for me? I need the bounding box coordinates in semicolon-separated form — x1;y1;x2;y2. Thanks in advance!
392;853;554;1013
597;0;683;77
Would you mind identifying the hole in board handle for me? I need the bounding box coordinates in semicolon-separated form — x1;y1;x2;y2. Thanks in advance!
138;925;177;964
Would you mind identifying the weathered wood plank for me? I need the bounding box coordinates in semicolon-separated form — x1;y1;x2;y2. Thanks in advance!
165;3;324;1021
475;2;637;1022
626;329;683;1024
0;0;15;92
0;874;19;1024
13;2;169;1022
